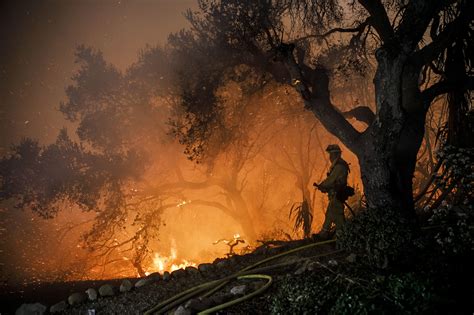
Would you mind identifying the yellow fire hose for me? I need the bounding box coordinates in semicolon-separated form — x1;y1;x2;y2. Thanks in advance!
197;274;272;315
144;239;337;314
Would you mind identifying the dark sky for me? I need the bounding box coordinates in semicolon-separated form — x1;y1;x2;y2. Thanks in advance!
0;0;196;153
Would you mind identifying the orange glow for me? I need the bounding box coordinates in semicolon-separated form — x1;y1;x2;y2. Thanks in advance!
149;240;197;274
0;0;382;288
2;57;370;286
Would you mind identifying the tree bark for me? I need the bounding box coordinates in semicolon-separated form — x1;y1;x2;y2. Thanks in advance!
356;50;426;220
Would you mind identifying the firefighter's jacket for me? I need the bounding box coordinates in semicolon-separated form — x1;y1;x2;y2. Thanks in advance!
319;157;349;196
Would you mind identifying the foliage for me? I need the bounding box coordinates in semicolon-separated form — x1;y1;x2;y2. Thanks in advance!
0;45;176;277
0;129;144;218
289;198;313;239
382;273;436;313
168;0;474;225
168;0;360;163
337;207;414;268
428;204;474;256
257;228;293;243
270;269;437;314
60;45;171;154
2;0;473;282
417;145;473;258
434;145;474;205
270;272;329;314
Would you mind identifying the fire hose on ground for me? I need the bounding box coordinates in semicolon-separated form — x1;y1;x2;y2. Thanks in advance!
143;239;338;314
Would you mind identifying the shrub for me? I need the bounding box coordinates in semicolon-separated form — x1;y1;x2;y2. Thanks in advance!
270;273;329;314
337;207;414;268
270;270;436;314
427;203;474;256
383;273;435;313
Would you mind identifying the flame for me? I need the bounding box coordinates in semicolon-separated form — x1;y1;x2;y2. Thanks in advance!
152;253;167;273
170;259;196;272
150;239;196;273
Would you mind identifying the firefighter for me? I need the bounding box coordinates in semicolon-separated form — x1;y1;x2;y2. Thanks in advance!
313;144;350;239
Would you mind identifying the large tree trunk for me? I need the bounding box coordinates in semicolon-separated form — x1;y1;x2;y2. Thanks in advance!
357;51;426;220
358;128;423;219
446;40;472;148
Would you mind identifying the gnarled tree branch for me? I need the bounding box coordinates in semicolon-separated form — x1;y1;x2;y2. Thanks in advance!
294;18;370;43
422;76;474;106
396;0;449;50
412;1;474;67
275;43;362;152
342;106;375;126
357;0;395;43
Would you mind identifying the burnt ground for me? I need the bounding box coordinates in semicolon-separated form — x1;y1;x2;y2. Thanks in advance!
1;239;343;314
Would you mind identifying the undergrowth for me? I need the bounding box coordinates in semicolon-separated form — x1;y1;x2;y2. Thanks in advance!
270;204;473;314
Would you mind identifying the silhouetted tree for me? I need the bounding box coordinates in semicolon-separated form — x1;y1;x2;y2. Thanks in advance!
169;0;473;223
0;46;170;275
0;45;278;258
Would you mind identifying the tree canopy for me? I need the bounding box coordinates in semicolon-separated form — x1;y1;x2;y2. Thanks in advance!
169;0;473;214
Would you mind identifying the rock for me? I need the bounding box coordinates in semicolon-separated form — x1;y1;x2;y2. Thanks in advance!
294;259;312;275
15;303;47;315
174;305;191;315
148;272;161;281
85;288;98;301
171;268;187;279
198;263;213;273
135;277;154;288
253;245;269;255
279;255;300;265
49;300;67;313
162;271;171;281
68;292;87;305
228;256;237;264
185;266;199;275
212;257;227;264
229;255;244;265
215;260;229;269
184;298;211;312
98;284;115;297
230;284;247;296
120;279;133;292
307;261;318;271
346;253;357;263
210;294;226;305
294;265;306;275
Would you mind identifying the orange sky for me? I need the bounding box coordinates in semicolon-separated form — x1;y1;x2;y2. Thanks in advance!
0;0;196;152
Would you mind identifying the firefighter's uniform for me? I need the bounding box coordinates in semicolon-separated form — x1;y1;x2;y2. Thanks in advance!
318;145;349;233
